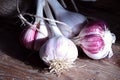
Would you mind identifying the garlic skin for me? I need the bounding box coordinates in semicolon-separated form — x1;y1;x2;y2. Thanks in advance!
40;36;78;64
56;12;87;38
47;0;87;38
19;0;48;51
33;22;48;51
34;0;48;51
72;20;116;59
39;36;78;74
19;19;48;51
80;31;115;59
20;24;37;49
79;20;106;37
33;21;48;51
80;34;105;55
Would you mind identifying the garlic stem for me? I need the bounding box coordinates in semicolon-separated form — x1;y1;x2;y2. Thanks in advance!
35;0;45;23
47;0;66;16
71;0;79;12
36;0;48;35
19;14;44;35
47;0;87;38
60;0;67;8
25;13;69;27
35;0;47;34
44;1;63;37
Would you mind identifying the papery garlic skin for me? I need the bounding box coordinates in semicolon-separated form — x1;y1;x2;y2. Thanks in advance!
40;36;78;64
56;12;87;38
79;20;106;37
102;30;116;58
21;0;48;51
80;34;105;54
20;25;37;49
82;30;116;59
33;21;48;51
20;21;48;51
72;20;116;59
47;0;87;38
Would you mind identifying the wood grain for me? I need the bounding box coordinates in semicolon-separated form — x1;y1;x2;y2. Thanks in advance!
0;44;120;80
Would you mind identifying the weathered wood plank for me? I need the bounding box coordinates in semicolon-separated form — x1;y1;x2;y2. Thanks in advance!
0;44;120;80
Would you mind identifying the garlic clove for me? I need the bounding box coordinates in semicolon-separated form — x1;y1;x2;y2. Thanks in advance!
20;24;37;49
80;34;105;54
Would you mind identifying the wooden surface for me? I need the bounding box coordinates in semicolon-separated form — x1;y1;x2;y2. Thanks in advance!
0;44;120;80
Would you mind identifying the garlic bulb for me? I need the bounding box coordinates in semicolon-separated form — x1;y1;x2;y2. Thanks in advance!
72;20;116;59
47;0;87;38
40;36;78;74
19;0;48;51
39;2;78;75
